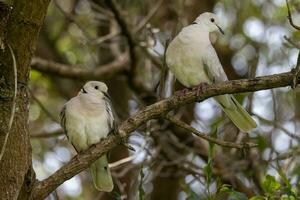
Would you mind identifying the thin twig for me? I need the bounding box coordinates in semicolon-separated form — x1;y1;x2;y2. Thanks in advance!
103;0;148;93
104;0;136;69
273;148;300;161
133;0;164;33
165;115;257;149
30;129;64;139
0;43;17;162
54;0;93;40
28;88;59;123
283;35;300;49
93;31;120;44
90;1;113;18
109;155;136;169
286;0;300;30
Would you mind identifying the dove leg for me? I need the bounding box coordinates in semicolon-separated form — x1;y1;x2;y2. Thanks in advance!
193;82;209;96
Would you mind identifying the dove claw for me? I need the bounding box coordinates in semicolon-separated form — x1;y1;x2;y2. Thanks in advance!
176;88;191;99
193;82;209;96
180;88;190;96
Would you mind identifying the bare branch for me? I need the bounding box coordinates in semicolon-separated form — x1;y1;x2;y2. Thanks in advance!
93;31;120;44
31;71;299;199
103;0;154;93
31;54;129;80
274;148;300;161
165;115;257;149
286;0;300;30
283;35;300;49
54;0;93;41
28;88;59;123
134;0;164;33
104;0;136;68
109;155;136;169
30;129;64;139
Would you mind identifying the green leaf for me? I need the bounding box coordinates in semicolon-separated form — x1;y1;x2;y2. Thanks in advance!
139;167;145;200
249;196;266;200
228;191;248;200
262;175;281;194
203;163;212;184
280;194;296;200
218;184;248;200
219;184;231;193
186;191;200;200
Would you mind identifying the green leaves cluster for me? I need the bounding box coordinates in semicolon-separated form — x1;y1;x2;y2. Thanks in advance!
250;174;298;200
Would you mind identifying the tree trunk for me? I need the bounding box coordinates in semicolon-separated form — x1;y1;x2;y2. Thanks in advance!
0;1;50;199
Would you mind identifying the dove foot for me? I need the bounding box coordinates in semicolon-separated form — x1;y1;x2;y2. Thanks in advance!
193;82;209;96
179;88;190;97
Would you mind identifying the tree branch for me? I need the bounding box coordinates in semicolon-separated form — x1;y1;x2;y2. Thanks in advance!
0;43;17;162
133;0;164;33
286;0;300;31
31;71;298;199
28;88;59;123
30;54;129;80
103;0;151;93
165;115;257;149
30;129;63;139
104;0;136;66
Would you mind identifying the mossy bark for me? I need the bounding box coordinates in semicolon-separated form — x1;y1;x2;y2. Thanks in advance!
0;0;50;199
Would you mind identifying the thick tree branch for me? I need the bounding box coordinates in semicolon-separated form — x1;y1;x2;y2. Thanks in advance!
0;43;17;162
0;0;50;199
31;54;129;80
31;71;298;199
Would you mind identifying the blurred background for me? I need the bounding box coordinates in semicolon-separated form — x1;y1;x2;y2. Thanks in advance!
24;0;300;199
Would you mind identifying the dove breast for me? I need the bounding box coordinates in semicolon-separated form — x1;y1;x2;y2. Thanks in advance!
166;26;211;88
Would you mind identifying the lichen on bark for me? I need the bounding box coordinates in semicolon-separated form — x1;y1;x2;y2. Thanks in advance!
0;1;50;199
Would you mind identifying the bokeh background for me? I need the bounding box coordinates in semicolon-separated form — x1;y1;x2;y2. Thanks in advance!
23;0;300;199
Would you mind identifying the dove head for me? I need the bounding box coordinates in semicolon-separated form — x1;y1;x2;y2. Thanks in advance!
80;81;108;97
193;12;224;35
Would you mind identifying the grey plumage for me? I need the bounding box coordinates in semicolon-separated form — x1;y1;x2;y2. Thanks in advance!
166;12;257;132
60;81;114;192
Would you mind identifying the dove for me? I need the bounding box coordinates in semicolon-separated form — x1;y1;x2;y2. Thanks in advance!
60;81;114;192
166;12;257;132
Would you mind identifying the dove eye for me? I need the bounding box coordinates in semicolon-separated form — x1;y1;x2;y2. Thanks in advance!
210;18;215;23
94;86;99;90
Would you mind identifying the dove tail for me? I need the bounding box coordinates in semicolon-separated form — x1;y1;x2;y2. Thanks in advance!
90;154;113;192
216;95;257;132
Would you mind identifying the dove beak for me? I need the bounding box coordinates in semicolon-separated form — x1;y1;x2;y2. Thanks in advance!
216;25;225;35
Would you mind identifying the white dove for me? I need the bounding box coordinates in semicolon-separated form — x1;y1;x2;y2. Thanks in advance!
166;12;257;132
60;81;114;192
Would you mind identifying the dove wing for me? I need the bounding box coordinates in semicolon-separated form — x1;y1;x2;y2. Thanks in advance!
202;44;228;83
60;105;67;135
102;91;116;132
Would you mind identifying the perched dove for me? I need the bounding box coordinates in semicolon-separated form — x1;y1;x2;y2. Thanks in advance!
166;12;257;132
60;81;114;192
